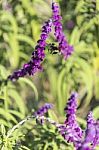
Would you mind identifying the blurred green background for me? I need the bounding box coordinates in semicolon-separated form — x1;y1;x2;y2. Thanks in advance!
0;0;99;149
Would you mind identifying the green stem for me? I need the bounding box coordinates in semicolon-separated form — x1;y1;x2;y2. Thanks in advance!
6;115;33;138
6;115;61;139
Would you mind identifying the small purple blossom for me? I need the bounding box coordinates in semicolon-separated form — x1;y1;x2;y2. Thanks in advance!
33;93;99;150
79;112;99;150
34;103;53;125
8;2;74;81
52;2;74;59
59;93;83;148
84;112;96;144
8;19;52;81
34;103;53;117
93;120;99;147
59;98;99;150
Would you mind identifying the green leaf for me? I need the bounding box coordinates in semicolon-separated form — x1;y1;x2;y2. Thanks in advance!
0;120;8;127
8;89;26;115
20;146;30;150
1;12;18;33
7;33;19;68
48;110;59;123
0;108;17;124
47;67;58;99
17;34;34;47
75;57;93;108
57;69;67;115
31;20;40;42
70;27;81;45
21;0;36;16
1;124;6;136
19;78;38;101
9;110;24;120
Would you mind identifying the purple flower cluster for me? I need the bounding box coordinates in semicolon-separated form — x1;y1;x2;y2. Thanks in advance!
94;120;99;147
8;2;74;81
58;94;99;150
59;93;83;148
34;103;53;117
33;93;99;150
52;2;74;59
8;19;52;81
79;112;99;150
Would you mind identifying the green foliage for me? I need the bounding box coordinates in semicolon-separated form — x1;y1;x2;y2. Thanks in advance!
0;0;99;149
44;0;99;115
0;113;73;150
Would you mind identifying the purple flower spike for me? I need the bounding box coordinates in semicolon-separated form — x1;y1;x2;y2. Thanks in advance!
34;103;53;117
64;92;78;116
52;2;74;59
8;19;52;81
59;93;83;148
78;112;99;150
93;120;99;147
85;112;96;143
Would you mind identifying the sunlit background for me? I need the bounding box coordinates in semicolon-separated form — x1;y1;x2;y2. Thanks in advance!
0;0;99;149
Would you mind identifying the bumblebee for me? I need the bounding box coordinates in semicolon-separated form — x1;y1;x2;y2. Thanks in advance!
47;43;59;55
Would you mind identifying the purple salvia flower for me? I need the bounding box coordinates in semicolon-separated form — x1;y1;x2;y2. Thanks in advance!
92;120;99;148
85;112;96;144
79;146;92;150
78;112;97;150
8;19;52;81
32;93;99;150
59;93;83;148
34;103;53;117
52;2;74;59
